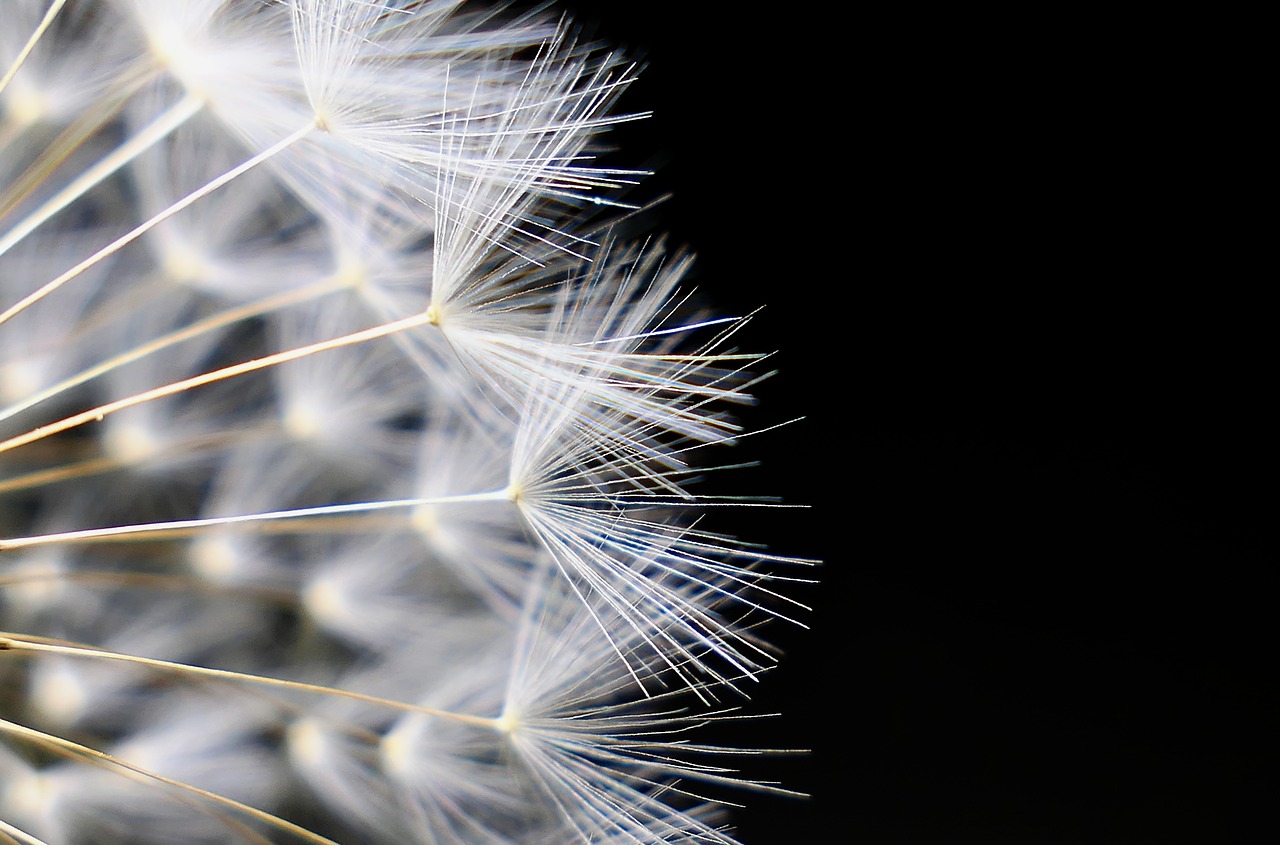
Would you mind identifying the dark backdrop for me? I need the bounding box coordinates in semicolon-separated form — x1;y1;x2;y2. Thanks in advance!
559;5;1272;843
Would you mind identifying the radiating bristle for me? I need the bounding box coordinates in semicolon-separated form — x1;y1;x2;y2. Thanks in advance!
0;2;813;843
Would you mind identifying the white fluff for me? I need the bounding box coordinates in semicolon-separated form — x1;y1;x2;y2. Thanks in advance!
0;3;810;844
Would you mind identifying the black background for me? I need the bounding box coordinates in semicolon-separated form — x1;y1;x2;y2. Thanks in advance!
560;5;1272;844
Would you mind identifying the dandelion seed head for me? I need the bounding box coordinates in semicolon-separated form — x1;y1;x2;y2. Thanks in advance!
157;238;211;286
1;766;58;836
378;723;416;779
495;703;521;735
1;551;69;617
0;359;42;403
29;661;90;726
143;18;200;85
302;571;352;626
187;533;245;584
281;395;325;442
411;501;442;537
285;717;330;770
102;417;164;465
3;82;47;128
0;2;813;842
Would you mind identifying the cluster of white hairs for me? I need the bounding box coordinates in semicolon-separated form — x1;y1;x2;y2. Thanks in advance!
0;1;812;843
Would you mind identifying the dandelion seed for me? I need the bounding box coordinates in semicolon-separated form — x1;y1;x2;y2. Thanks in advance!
0;2;813;843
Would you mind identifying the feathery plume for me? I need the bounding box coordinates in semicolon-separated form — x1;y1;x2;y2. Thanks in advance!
0;2;814;843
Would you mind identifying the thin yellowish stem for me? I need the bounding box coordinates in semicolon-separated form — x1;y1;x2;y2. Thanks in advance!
0;63;154;220
0;635;502;731
0;489;509;550
0;0;68;99
0;92;205;260
0;454;122;494
0;514;413;543
0;717;340;845
0;818;46;845
0;420;290;501
0;571;298;609
0;425;270;495
0;308;435;456
0;274;350;424
0;269;167;382
0;120;316;328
